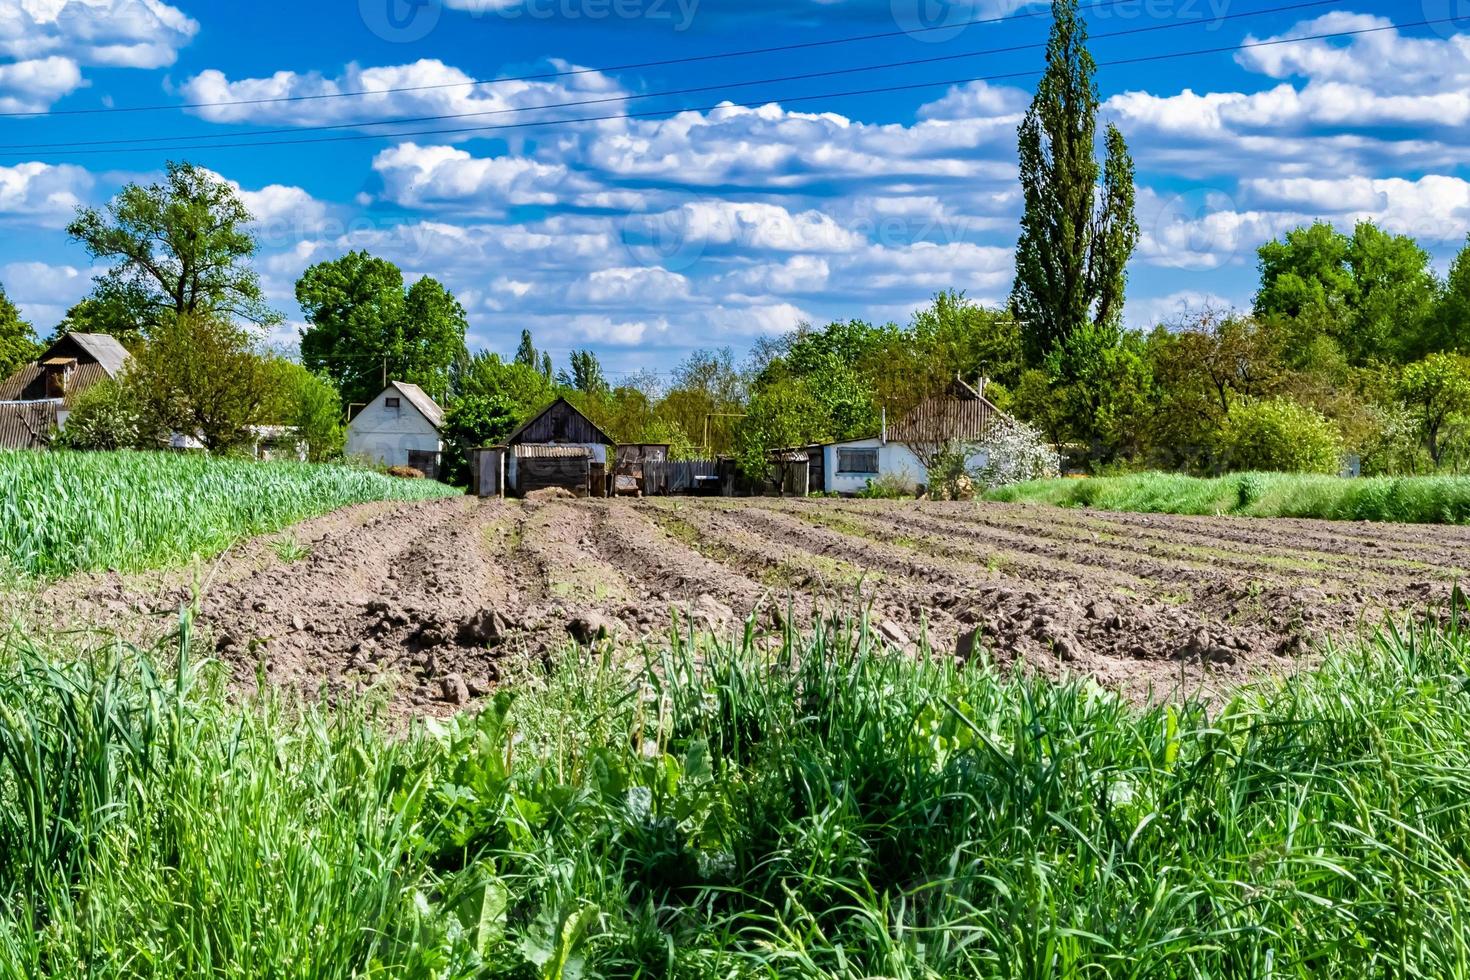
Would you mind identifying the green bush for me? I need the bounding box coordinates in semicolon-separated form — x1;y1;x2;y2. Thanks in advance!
1218;397;1345;474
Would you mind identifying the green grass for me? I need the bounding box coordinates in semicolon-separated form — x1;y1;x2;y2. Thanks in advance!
0;450;459;579
987;470;1470;524
6;606;1470;976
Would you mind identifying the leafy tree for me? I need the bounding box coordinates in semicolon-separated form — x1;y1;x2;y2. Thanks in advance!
296;251;467;408
1433;237;1470;355
1398;353;1470;468
402;276;469;403
734;376;829;479
262;361;345;462
1255;221;1437;364
1217;397;1344;474
67;161;277;328
442;394;522;486
456;351;554;418
48;285;151;350
132;313;279;454
515;330;538;369
1010;0;1138;365
559;349;608;395
660;348;746;456
0;284;39;380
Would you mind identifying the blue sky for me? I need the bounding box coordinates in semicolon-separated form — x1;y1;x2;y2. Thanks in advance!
1;0;1468;378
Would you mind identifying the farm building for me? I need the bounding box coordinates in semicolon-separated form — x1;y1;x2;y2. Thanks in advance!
818;379;1008;495
346;381;445;478
0;333;131;450
472;397;616;497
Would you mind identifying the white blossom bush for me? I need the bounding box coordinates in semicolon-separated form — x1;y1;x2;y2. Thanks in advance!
970;418;1061;491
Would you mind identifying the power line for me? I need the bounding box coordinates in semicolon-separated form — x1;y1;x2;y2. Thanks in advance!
3;15;1448;159
0;0;1313;120
0;0;1347;153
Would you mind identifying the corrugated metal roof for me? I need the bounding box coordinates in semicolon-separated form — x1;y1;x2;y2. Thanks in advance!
66;334;131;378
0;362;113;407
0;402;59;450
514;444;591;459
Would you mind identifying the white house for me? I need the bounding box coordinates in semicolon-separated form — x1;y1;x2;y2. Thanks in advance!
346;381;445;477
819;379;1007;496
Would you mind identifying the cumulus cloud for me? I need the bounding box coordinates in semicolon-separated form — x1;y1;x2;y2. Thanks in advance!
0;0;196;110
0;161;93;225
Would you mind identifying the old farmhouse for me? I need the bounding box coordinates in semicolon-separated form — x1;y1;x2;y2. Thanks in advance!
817;379;1008;495
0;333;131;450
346;381;445;477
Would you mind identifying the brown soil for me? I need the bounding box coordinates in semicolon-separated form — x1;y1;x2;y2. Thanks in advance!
19;496;1467;715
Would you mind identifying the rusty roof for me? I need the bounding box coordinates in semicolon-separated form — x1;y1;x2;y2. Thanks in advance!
514;444;591;459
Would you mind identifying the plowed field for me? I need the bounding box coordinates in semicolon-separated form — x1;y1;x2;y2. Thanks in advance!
30;495;1468;713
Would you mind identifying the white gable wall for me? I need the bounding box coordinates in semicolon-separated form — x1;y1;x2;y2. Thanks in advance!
823;439;990;495
347;391;442;467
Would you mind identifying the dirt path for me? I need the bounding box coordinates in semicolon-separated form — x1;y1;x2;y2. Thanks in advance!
20;496;1464;715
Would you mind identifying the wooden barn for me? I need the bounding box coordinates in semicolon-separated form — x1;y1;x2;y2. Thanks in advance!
473;398;616;498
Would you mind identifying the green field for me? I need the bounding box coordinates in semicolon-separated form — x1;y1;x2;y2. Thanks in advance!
4;610;1470;977
0;450;459;579
987;471;1470;525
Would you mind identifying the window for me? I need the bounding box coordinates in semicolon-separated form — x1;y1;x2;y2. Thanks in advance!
837;449;880;475
385;397;401;409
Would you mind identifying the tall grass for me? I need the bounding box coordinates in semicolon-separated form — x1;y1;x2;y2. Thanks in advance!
0;450;458;579
5;606;1470;976
987;470;1470;525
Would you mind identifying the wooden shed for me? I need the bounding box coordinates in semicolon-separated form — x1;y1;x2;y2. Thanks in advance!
502;397;616;497
614;443;670;496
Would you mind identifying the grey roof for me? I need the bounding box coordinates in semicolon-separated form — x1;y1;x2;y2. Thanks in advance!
60;334;131;378
386;381;444;429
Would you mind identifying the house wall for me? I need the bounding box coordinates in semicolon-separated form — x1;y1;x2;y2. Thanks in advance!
346;392;442;468
822;439;990;495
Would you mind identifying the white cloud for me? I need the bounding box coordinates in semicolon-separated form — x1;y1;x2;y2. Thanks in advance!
0;161;93;225
568;266;691;305
372;142;575;212
0;0;195;109
0;259;88;327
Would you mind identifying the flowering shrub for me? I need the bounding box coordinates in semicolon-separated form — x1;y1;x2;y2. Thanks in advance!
971;418;1062;491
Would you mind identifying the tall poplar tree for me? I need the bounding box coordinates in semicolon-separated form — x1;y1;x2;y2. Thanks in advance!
1010;0;1138;368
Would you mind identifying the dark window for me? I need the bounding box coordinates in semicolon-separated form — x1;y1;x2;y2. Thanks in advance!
837;449;879;474
385;397;401;409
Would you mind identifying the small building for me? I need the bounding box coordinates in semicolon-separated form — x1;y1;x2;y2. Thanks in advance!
0;333;131;450
481;397;616;497
819;379;1008;496
614;443;670;496
346;381;445;478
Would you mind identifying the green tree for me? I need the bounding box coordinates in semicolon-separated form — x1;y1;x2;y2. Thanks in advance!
515;330;538;369
456;350;554;418
132;313;279;454
1255;220;1437;364
67;161;277;328
262;361;345;462
734;375;828;479
1010;0;1138;365
1398;353;1470;468
442;394;522;486
559;349;608;395
1217;397;1344;474
0;284;39;380
1433;237;1470;355
296;251;467;408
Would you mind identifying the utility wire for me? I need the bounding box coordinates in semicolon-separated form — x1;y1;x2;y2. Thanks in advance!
0;0;1324;119
3;15;1448;159
0;0;1347;152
